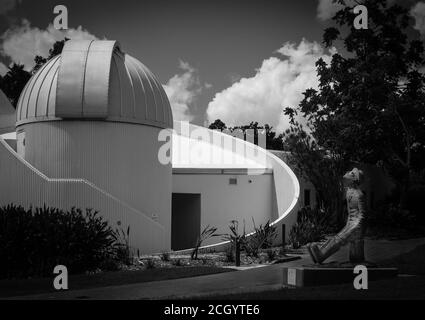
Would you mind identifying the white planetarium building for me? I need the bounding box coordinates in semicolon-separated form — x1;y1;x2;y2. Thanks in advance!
0;40;302;254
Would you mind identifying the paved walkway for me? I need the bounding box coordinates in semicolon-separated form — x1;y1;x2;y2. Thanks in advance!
11;237;425;300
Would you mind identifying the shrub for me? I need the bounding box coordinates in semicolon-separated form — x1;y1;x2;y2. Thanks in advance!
224;246;234;262
145;258;156;269
0;204;121;279
405;184;425;225
278;247;286;256
288;207;329;249
113;226;132;266
191;225;219;260
160;251;171;262
172;258;183;266
222;220;245;266
265;249;277;262
368;203;416;233
244;218;277;257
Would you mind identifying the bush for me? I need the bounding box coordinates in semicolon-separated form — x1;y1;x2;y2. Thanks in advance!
369;204;414;228
244;219;277;257
0;204;125;279
288;207;330;249
224;246;235;262
113;226;132;266
172;258;183;266
145;258;156;269
265;249;277;262
160;251;171;262
405;184;425;225
191;225;218;260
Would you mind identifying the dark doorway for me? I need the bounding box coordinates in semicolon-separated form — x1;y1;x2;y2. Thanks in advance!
171;193;201;250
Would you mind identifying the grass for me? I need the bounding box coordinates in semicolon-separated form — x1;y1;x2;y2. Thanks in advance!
0;266;234;298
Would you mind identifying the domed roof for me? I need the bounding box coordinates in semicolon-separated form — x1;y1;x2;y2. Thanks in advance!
16;40;173;129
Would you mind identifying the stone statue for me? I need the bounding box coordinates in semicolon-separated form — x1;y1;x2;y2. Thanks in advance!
307;167;366;264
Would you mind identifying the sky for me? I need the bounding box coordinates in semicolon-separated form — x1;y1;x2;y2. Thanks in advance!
0;0;424;131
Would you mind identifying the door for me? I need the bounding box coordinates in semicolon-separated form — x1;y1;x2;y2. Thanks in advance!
171;193;201;250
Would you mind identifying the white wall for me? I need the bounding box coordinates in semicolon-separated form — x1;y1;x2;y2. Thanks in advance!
15;120;172;252
172;122;301;249
0;137;168;253
173;171;276;246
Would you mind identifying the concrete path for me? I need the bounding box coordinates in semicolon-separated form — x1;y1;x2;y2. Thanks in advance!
10;237;425;300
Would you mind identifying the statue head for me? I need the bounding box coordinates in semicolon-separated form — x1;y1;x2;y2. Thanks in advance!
343;167;364;187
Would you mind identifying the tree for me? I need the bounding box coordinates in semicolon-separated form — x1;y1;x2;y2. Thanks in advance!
0;38;69;108
208;119;227;130
0;64;31;108
209;119;285;150
32;38;68;73
284;0;425;208
283;123;349;228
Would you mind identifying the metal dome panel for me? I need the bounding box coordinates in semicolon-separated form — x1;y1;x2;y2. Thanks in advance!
16;40;173;129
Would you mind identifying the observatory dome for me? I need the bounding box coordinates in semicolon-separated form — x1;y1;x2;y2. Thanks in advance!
16;40;173;129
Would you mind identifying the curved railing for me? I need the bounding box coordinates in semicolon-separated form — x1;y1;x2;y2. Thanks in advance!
172;121;300;251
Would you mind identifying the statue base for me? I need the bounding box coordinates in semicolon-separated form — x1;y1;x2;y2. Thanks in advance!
282;262;398;287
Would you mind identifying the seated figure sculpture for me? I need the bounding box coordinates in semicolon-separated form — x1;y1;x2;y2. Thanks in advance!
307;167;366;264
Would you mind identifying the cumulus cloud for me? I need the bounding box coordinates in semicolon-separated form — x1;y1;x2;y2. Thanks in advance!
206;39;335;132
0;19;98;71
317;0;344;21
411;2;425;36
0;0;21;15
317;0;365;21
163;60;210;122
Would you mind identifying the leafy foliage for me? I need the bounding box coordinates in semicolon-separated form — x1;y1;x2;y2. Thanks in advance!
284;0;425;212
208;119;227;131
265;249;277;262
0;204;128;279
160;251;171;262
283;126;349;227
32;38;68;73
171;258;183;266
288;207;333;249
191;225;219;260
0;38;68;108
243;218;277;257
209;119;285;150
0;64;31;108
113;225;132;266
145;258;156;269
222;220;246;265
222;220;246;245
224;246;235;263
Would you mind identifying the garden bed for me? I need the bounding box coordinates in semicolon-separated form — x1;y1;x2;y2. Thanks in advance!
0;246;300;298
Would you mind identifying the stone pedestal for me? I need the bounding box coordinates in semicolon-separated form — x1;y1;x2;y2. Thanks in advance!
282;263;398;287
349;239;365;263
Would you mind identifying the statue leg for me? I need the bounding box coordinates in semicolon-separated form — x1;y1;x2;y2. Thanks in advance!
310;222;359;264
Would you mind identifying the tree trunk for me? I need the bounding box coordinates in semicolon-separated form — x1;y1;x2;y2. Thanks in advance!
235;242;241;267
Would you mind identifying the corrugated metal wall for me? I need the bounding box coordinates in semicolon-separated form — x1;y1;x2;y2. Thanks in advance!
0;129;170;253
